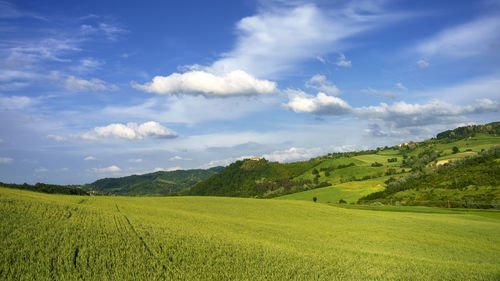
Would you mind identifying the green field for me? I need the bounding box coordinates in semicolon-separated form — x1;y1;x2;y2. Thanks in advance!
278;178;386;203
1;187;499;280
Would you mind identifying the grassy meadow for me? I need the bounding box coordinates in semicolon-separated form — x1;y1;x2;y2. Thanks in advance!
1;187;499;280
278;177;386;204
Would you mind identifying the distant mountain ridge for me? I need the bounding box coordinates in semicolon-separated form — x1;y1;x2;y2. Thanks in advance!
83;167;223;196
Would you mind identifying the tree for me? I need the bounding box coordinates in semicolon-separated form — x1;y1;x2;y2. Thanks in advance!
452;146;459;154
313;197;317;202
312;168;319;175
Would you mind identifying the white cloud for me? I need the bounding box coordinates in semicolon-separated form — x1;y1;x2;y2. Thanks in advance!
316;56;326;64
73;58;103;73
35;167;48;173
200;155;256;169
92;165;121;173
305;75;340;96
169;155;190;161
84;156;96;161
65;76;118;92
362;87;398;99
128;158;144;163
132;70;277;97
263;147;322;162
0;157;13;164
0;95;37;110
417;59;430;68
153;166;183;172
80;23;126;41
83;121;178;140
284;90;352;115
336;53;352;67
395;83;407;90
355;99;500;128
417;17;500;58
7;38;80;64
208;3;392;78
46;134;66;142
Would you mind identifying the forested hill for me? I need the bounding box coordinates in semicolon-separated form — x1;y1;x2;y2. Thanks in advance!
184;158;323;197
436;122;499;140
83;167;223;196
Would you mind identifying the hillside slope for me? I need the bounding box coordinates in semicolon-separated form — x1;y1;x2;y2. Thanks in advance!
84;167;223;196
358;146;500;208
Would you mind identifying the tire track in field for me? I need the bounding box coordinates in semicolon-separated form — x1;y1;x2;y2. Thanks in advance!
114;204;175;277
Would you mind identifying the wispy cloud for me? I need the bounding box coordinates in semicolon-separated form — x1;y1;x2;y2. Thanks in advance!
65;76;118;92
417;59;430;68
395;83;407;90
0;1;46;20
46;134;66;142
208;3;395;78
305;75;339;96
0;157;13;164
362;87;398;99
80;23;126;40
336;53;352;67
0;95;37;110
0;3;125;89
417;16;500;58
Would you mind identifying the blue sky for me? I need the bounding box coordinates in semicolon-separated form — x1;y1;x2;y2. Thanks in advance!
0;0;499;184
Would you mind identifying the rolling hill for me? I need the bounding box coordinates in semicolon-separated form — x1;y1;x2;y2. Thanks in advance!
184;158;323;197
83;167;223;196
358;146;500;208
187;122;500;208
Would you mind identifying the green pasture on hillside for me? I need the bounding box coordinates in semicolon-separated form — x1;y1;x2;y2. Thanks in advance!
1;187;499;280
278;178;386;203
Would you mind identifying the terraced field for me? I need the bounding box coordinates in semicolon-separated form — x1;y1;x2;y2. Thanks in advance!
1;187;499;280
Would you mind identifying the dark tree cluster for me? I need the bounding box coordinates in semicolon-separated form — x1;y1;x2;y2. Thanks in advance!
0;182;88;195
